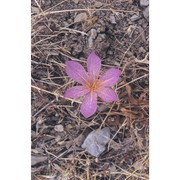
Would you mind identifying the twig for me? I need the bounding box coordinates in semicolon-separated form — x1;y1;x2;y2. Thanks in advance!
31;85;81;103
119;26;148;66
32;99;55;118
116;74;149;90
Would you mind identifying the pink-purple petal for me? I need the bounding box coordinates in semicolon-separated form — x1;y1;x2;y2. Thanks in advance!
99;68;120;87
98;87;118;102
64;86;90;99
80;92;97;118
66;61;89;84
87;51;101;78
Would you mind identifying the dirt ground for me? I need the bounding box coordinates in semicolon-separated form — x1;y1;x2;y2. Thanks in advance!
31;0;149;179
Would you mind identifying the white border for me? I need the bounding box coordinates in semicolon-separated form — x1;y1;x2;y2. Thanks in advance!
0;0;30;179
151;0;180;179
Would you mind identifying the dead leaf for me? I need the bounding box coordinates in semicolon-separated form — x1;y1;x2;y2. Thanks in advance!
126;84;148;105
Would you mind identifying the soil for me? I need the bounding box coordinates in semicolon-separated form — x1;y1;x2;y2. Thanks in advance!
31;0;149;179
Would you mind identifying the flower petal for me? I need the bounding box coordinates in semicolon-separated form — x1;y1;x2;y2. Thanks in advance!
99;68;120;87
80;92;97;118
87;51;101;78
66;61;89;84
64;86;90;99
98;87;118;102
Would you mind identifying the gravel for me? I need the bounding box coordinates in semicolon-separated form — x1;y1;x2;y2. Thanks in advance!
140;0;149;7
143;6;149;22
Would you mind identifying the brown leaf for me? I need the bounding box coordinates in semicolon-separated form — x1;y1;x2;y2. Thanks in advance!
126;84;148;105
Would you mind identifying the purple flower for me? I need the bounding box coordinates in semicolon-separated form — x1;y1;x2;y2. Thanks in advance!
64;51;121;118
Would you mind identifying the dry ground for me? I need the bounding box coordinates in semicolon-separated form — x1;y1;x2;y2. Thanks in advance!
31;0;149;179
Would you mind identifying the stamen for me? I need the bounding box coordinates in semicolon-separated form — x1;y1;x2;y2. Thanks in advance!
83;79;102;92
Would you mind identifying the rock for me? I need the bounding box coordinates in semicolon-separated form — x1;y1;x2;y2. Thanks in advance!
140;0;149;7
73;0;79;4
94;2;103;8
97;26;106;33
31;6;40;14
88;38;93;49
107;50;113;55
90;28;97;39
130;14;140;21
31;156;47;166
143;6;149;22
88;29;97;48
42;0;51;6
110;15;116;24
81;127;110;157
98;33;106;40
54;125;64;132
139;47;146;53
74;13;87;23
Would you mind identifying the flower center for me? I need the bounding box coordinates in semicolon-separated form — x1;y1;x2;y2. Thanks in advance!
91;82;98;91
84;79;101;92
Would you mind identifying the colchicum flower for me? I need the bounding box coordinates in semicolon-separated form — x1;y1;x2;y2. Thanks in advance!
64;51;121;118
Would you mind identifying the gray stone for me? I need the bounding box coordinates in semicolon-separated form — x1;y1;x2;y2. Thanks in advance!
143;6;149;22
90;28;97;39
110;15;116;24
139;47;146;53
96;34;106;42
94;2;103;8
130;14;140;21
140;0;149;7
88;37;93;48
73;0;79;4
88;29;97;48
31;156;47;166
74;13;87;23
54;125;64;132
97;26;106;33
81;127;110;157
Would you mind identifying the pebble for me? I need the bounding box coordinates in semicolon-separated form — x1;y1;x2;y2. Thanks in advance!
31;6;40;14
107;50;113;55
110;15;116;24
140;0;149;7
88;38;93;49
130;14;140;21
54;125;64;132
31;156;47;166
143;6;149;22
96;33;106;42
88;29;97;48
73;0;79;4
90;28;97;39
139;47;146;53
97;26;106;33
94;2;103;8
74;12;87;23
